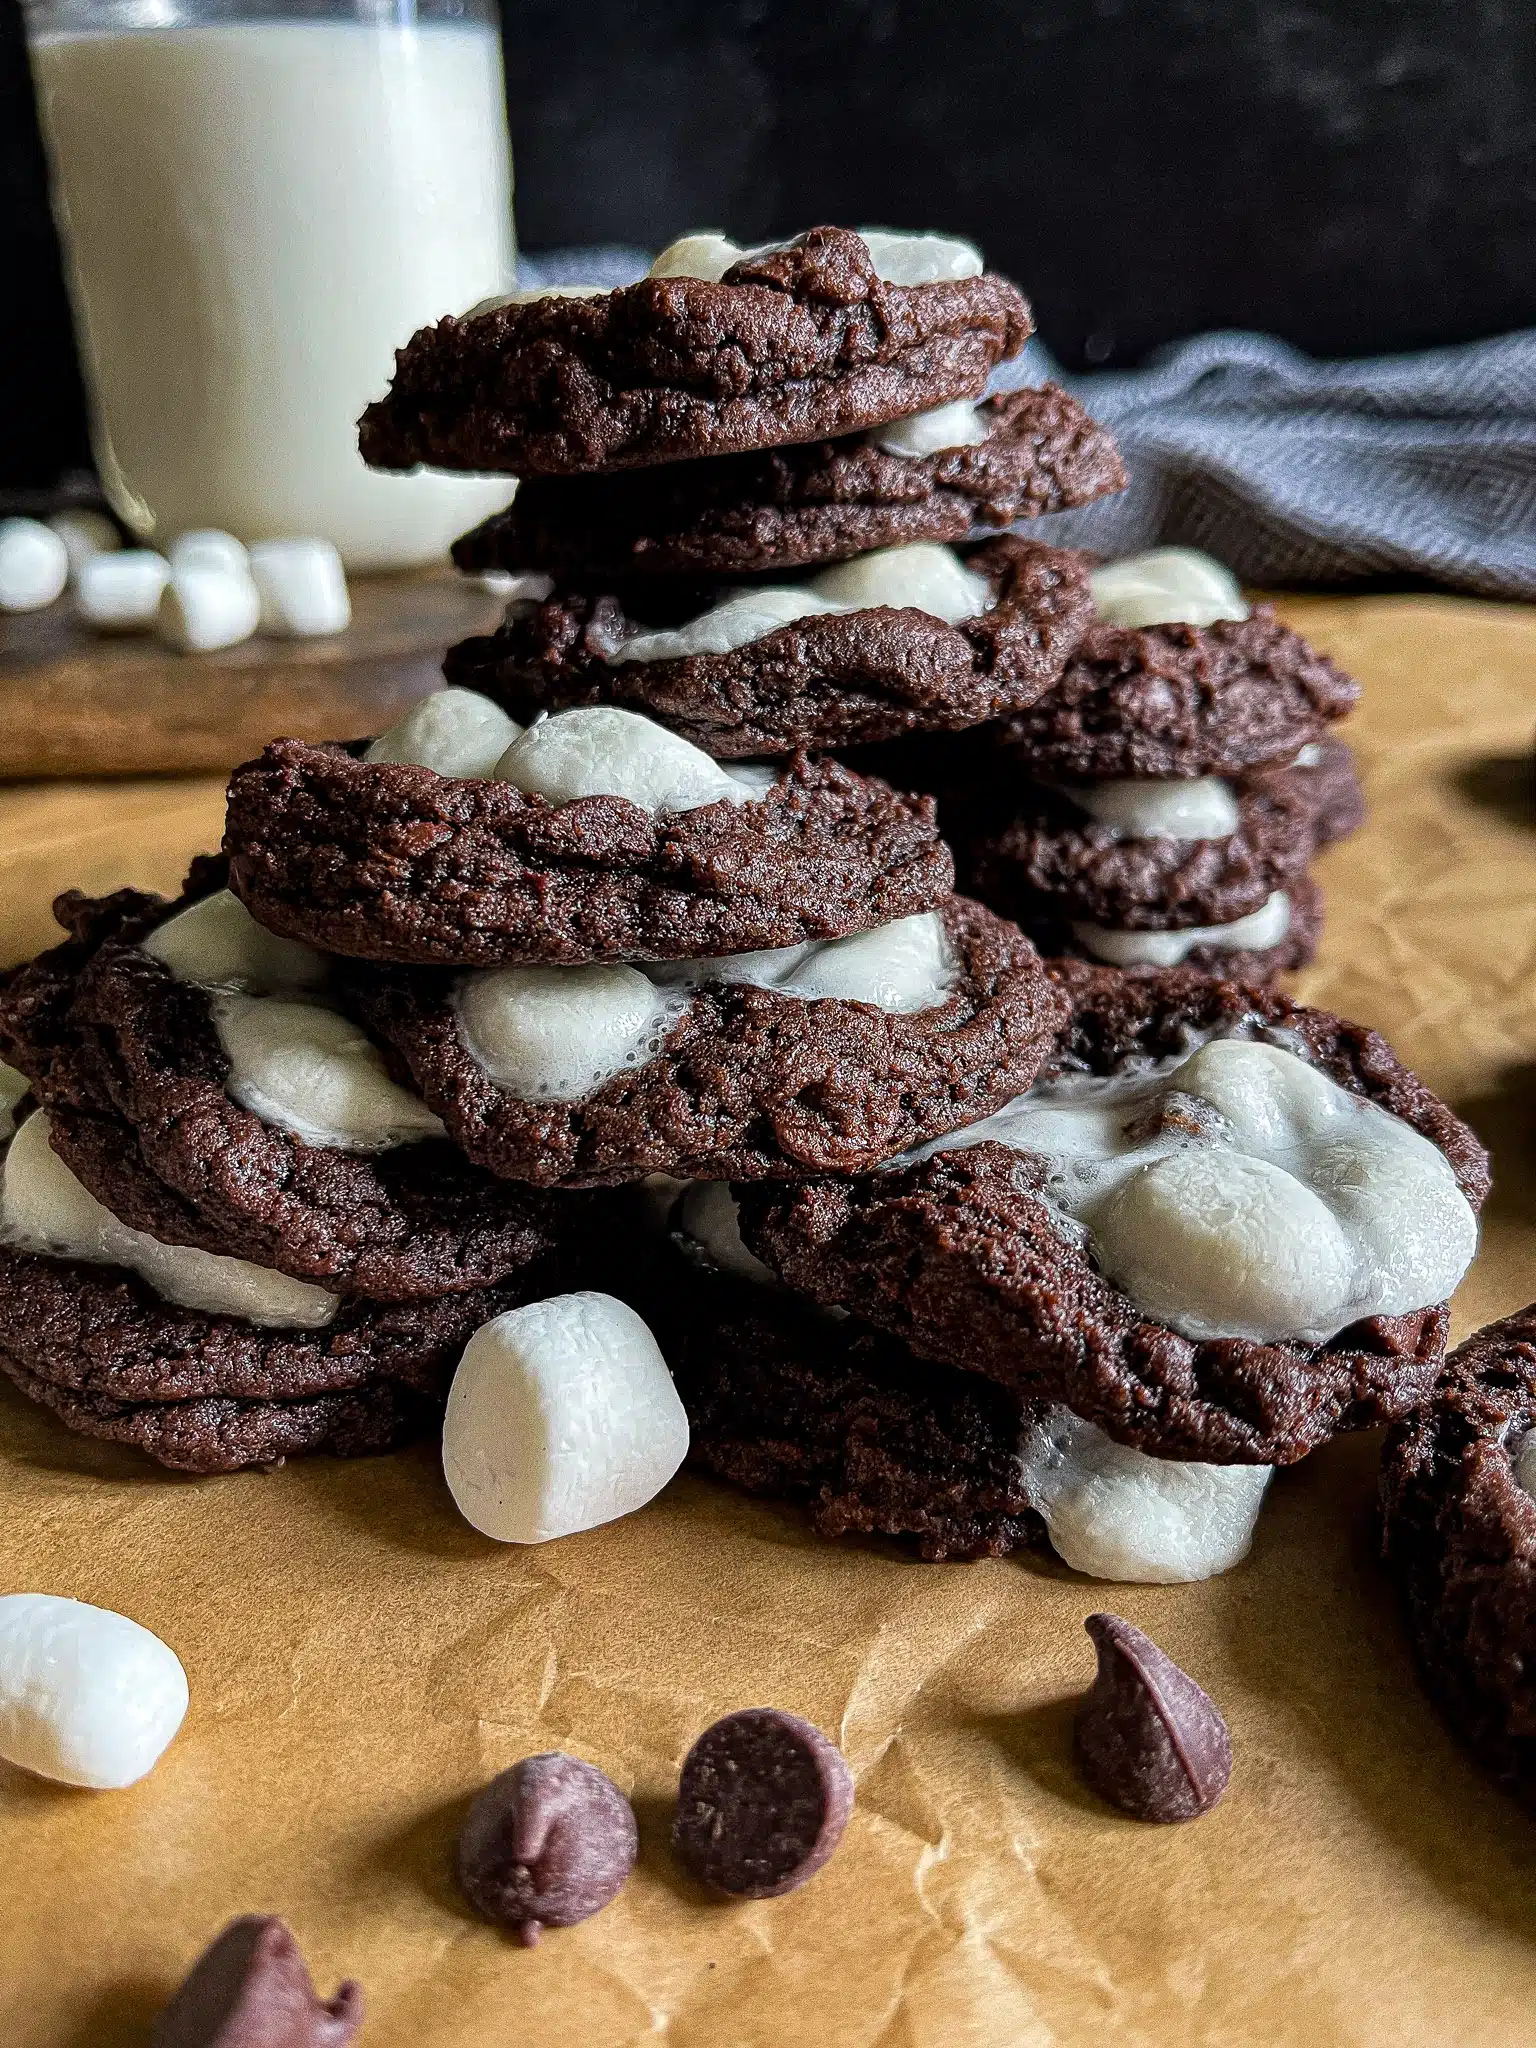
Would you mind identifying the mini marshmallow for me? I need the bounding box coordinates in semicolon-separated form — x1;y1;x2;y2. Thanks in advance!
866;398;988;457
1019;1407;1273;1582
211;995;445;1152
158;562;261;653
3;1109;338;1327
807;542;992;623
365;688;524;781
457;964;687;1101
248;538;351;637
1072;890;1292;968
0;1060;28;1141
75;549;171;632
1088;547;1249;630
679;1181;777;1286
0;518;69;612
646;228;982;286
48;508;121;578
169;528;248;575
912;1034;1478;1345
142;888;329;995
442;1292;689;1543
496;707;757;815
0;1593;188;1788
1062;776;1241;842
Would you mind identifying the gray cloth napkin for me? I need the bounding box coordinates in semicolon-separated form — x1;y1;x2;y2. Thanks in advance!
519;248;1536;598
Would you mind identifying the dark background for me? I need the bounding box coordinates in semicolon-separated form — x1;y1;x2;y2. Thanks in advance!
4;0;1535;491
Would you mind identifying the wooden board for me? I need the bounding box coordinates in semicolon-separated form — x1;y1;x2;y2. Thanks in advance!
0;568;507;778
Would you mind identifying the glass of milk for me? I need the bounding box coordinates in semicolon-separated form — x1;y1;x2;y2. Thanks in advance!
25;0;517;571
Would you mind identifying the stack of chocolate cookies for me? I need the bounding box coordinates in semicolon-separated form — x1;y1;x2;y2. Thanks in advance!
0;226;1482;1597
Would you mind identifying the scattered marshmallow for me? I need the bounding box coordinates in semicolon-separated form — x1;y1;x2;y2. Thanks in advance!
248;537;351;637
442;1292;689;1543
1020;1407;1272;1582
1072;890;1292;968
169;528;248;575
365;688;523;780
48;508;121;578
0;1592;188;1788
142;888;330;995
158;562;262;653
1089;547;1249;630
3;1109;339;1328
911;1034;1478;1344
0;1060;27;1142
1063;775;1241;842
0;517;70;612
457;963;687;1101
211;995;445;1152
75;549;171;632
496;707;757;815
866;398;988;457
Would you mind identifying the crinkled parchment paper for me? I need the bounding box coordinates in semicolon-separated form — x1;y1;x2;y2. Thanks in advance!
1;593;1534;2047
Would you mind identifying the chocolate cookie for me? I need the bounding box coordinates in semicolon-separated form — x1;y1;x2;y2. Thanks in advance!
359;228;1032;477
1380;1306;1536;1804
444;536;1095;758
735;964;1488;1465
450;386;1126;583
0;1347;437;1474
224;742;952;967
956;752;1359;933
339;897;1068;1188
983;607;1359;781
1;879;614;1301
657;1255;1048;1562
1019;870;1325;985
0;1238;547;1408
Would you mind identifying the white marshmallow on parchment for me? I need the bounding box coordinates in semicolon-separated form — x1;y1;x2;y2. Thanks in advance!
0;1593;188;1789
211;995;445;1153
442;1292;689;1543
248;537;351;637
365;688;524;781
1020;1406;1272;1583
495;706;761;815
457;963;687;1101
1089;547;1249;630
75;549;171;632
2;1109;338;1328
0;517;70;612
142;888;329;995
157;562;262;653
48;508;121;578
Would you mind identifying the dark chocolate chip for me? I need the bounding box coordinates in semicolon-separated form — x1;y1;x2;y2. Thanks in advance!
455;1752;638;1945
151;1916;362;2047
1073;1613;1232;1822
672;1707;855;1898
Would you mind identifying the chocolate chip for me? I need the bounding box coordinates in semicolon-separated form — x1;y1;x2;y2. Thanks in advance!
672;1707;855;1898
455;1752;638;1945
151;1915;361;2047
1073;1613;1232;1822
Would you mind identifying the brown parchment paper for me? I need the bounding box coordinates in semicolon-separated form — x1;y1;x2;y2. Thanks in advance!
1;592;1534;2048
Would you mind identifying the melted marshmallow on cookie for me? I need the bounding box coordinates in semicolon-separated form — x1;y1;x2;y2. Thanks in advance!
866;398;989;457
456;910;958;1102
0;1062;27;1142
610;542;993;665
495;707;776;812
1056;776;1242;842
365;687;524;779
2;1110;338;1328
144;890;443;1151
647;227;983;287
1071;890;1291;967
914;1035;1477;1347
1089;547;1249;630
